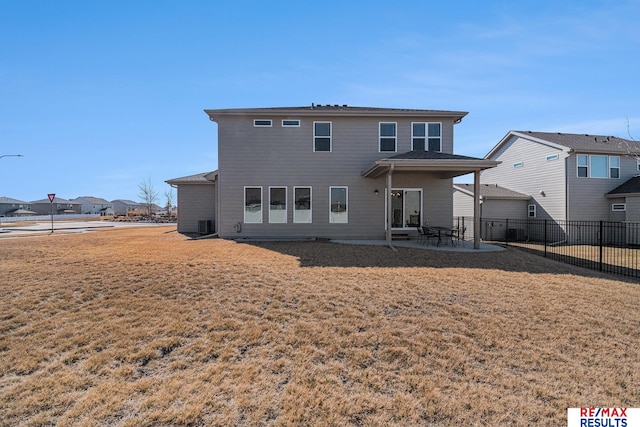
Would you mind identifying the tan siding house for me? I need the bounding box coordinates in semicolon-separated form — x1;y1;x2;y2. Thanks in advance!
167;105;498;246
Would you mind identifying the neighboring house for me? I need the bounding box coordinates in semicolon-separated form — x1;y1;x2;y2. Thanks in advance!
167;105;498;246
112;199;143;216
453;183;530;219
0;196;36;216
30;197;82;215
453;184;530;241
482;130;640;222
72;196;114;216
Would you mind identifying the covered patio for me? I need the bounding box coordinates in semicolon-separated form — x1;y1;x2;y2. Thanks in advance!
362;151;500;249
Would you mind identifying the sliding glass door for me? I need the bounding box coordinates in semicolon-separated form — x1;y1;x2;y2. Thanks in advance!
388;189;422;229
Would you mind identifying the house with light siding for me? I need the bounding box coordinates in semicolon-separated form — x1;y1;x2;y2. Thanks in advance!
72;196;114;216
167;105;499;247
482;130;640;222
111;199;143;216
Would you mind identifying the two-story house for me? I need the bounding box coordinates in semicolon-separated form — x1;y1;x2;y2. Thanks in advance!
0;197;35;216
30;197;82;215
72;196;114;216
480;130;640;243
168;105;498;247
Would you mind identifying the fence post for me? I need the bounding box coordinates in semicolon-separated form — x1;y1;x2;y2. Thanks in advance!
599;221;603;272
505;218;509;245
544;219;548;258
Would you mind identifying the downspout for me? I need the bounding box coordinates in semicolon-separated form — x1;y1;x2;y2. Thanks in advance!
386;163;396;250
473;170;481;249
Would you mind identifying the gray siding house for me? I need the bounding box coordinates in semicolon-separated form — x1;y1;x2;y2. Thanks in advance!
111;199;143;216
30;197;82;215
168;105;498;247
0;197;35;216
482;130;640;222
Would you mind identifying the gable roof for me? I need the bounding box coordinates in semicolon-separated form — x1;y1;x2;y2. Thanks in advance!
486;130;640;158
453;184;530;200
73;196;111;204
205;105;468;123
0;196;29;204
606;175;640;197
166;171;218;185
31;197;78;204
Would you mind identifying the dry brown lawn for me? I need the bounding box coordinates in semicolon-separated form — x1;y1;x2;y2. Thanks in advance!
1;227;638;426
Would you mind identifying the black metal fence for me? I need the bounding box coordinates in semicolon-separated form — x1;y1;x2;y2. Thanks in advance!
454;217;640;279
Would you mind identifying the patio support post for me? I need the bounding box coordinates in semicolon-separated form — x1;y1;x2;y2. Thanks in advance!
473;169;480;249
386;163;395;247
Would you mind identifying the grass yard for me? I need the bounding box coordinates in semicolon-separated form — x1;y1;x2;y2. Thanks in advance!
1;227;638;426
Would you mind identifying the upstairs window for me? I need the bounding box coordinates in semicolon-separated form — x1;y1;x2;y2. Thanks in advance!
282;120;300;127
578;154;619;178
610;156;620;178
254;119;272;127
379;122;397;152
427;123;442;151
314;122;331;152
577;154;588;177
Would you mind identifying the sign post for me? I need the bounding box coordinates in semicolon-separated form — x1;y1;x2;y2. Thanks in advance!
48;193;55;233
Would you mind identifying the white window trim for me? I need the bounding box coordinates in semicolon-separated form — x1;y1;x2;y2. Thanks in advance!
546;154;559;161
384;188;423;230
427;122;442;152
411;122;426;151
379;122;397;153
513;161;524;168
329;186;348;224
268;186;287;224
244;186;263;224
589;154;608;179
253;119;272;127
313;121;332;152
282;119;300;127
577;154;620;179
612;203;626;211
293;186;312;223
528;204;536;218
609;156;620;179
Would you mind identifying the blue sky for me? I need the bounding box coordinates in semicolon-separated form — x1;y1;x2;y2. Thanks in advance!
1;0;639;203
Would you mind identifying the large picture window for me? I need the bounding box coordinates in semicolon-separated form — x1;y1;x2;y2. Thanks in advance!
244;187;262;223
379;122;397;152
577;154;620;178
329;186;348;223
269;187;287;223
314;122;331;152
294;187;312;223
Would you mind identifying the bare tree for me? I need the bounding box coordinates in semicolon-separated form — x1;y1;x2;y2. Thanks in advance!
164;187;175;217
138;177;159;217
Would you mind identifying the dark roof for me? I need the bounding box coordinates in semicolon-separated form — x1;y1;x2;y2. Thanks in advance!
514;131;640;154
205;105;468;121
607;176;640;196
454;183;530;199
166;171;217;185
387;150;484;161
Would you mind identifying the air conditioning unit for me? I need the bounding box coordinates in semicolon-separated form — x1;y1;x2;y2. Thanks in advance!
198;220;212;235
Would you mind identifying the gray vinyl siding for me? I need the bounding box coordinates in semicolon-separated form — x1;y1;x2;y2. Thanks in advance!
176;184;216;234
625;196;640;222
453;191;527;220
566;154;636;222
217;115;457;239
482;135;567;221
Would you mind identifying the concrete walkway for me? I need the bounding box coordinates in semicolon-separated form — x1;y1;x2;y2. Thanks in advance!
330;239;505;252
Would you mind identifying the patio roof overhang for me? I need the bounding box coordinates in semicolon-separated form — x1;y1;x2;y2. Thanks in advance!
362;157;501;179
